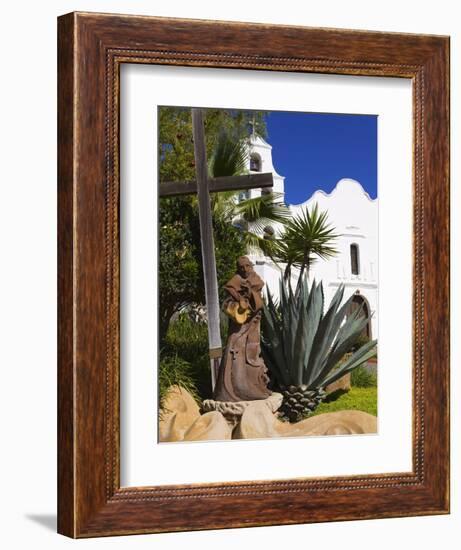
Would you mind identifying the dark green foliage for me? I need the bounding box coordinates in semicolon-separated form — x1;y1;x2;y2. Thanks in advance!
158;197;201;343
158;194;246;344
159;354;199;414
162;315;212;401
159;107;266;184
161;314;230;402
350;365;377;388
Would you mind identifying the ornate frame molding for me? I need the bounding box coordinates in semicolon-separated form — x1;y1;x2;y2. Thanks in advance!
58;12;449;537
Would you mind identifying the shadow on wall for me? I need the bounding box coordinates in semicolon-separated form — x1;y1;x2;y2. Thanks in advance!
25;514;56;532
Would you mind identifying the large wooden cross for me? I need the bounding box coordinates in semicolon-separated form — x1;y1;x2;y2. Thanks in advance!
159;108;273;388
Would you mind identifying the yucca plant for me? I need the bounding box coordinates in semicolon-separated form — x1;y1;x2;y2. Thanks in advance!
261;278;377;422
267;203;339;281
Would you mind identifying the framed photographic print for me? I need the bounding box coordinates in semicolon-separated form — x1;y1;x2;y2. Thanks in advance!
57;12;450;537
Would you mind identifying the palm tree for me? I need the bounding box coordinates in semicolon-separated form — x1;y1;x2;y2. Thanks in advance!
207;132;291;253
269;203;339;282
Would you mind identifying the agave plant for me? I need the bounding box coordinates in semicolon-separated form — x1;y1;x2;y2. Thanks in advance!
261;278;377;422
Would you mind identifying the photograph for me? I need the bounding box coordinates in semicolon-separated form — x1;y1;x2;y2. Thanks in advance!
158;106;379;443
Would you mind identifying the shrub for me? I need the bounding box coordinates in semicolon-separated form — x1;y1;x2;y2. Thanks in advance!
158;354;199;413
161;313;229;401
351;365;377;388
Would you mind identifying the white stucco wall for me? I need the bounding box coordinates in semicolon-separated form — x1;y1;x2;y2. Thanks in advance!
244;137;379;339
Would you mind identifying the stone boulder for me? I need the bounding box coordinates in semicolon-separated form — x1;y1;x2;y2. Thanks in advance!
283;410;377;437
183;411;232;441
159;385;200;442
233;401;281;439
159;385;376;442
235;401;377;440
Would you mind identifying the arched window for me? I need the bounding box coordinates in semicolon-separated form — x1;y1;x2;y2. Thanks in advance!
350;244;360;275
250;153;261;172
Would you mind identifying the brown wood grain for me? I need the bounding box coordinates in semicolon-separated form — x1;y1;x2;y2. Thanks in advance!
57;12;75;538
159;173;274;197
57;11;450;538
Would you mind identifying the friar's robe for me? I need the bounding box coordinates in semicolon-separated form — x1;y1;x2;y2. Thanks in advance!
213;271;271;402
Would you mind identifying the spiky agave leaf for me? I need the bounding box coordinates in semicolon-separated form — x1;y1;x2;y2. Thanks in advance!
260;276;376;393
306;289;366;387
279;277;295;371
298;280;324;384
320;340;377;388
308;314;372;389
304;284;346;384
261;288;290;386
307;303;375;389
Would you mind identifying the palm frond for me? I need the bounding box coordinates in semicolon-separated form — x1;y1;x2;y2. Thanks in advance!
240;230;280;255
267;202;340;279
208;132;248;178
233;192;290;230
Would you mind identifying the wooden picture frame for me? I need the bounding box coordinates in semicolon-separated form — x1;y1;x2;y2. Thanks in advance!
57;12;450;538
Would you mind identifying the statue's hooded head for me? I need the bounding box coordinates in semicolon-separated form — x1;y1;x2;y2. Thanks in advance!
236;256;253;279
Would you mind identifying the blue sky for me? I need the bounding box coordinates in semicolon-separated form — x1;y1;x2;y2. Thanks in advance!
264;111;377;204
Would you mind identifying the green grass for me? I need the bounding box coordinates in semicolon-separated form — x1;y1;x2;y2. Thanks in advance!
310;387;377;417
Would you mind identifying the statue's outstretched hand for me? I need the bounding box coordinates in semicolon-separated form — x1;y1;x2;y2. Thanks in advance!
239;297;250;311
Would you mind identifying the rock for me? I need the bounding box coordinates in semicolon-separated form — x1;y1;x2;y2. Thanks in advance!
158;385;376;442
233;401;281;439
183;411;232;441
283;410;377;437
159;385;201;442
202;392;283;428
234;404;377;440
325;373;351;395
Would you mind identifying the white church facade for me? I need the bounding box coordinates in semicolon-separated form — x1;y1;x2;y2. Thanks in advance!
243;135;378;340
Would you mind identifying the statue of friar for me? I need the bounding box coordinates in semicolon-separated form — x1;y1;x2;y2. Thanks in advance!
213;256;272;402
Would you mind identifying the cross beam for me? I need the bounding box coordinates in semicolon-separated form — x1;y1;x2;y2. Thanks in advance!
159;172;274;198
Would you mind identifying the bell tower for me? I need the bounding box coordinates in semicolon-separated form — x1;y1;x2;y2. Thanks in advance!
245;134;285;201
